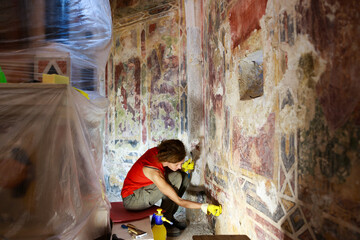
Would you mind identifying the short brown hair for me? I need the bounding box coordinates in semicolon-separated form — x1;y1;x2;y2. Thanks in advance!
157;139;186;163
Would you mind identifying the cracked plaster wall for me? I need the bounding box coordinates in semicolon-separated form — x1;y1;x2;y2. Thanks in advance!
104;0;190;202
104;1;359;239
198;0;360;239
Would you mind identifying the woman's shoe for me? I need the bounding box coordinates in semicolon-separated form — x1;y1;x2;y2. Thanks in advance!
164;223;181;237
172;219;187;230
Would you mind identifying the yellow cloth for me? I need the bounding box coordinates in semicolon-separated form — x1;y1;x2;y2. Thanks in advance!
207;204;222;216
201;204;222;216
181;158;194;173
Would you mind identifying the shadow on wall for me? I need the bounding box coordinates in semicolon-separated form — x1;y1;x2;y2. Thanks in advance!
187;93;205;140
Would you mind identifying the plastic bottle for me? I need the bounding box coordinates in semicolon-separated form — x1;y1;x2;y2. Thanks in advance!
0;67;7;83
152;208;172;240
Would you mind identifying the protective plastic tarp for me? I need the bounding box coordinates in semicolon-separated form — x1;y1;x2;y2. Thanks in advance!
0;0;112;238
0;0;112;91
0;84;110;239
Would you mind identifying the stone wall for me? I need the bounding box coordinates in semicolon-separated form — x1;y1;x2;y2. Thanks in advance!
199;0;360;239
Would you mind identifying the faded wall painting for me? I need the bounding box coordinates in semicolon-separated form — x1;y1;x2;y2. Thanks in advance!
102;0;360;239
104;1;187;201
201;0;359;240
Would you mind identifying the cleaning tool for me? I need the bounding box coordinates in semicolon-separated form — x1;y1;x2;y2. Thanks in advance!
181;158;194;177
201;204;222;216
121;224;147;238
152;208;173;240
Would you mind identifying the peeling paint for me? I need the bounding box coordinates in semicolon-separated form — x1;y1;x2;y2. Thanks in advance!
104;5;186;202
104;1;360;239
256;180;279;214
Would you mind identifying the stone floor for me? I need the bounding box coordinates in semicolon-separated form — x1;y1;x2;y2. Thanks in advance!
111;210;213;240
167;223;213;240
167;206;213;240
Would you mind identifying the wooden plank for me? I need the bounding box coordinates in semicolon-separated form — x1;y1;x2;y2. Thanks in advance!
193;235;251;240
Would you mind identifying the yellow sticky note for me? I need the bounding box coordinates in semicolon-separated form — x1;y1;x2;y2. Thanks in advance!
42;74;69;84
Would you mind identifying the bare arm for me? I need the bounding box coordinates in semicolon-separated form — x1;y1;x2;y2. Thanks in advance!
143;167;202;209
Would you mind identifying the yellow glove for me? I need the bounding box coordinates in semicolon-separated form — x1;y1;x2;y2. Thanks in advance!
182;158;194;173
201;204;222;216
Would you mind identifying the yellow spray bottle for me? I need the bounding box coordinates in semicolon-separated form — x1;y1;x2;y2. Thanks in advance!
152;208;173;240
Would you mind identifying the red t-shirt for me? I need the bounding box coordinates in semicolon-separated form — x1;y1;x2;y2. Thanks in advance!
121;147;165;199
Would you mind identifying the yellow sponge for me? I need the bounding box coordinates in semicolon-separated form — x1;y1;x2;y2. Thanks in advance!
42;74;69;84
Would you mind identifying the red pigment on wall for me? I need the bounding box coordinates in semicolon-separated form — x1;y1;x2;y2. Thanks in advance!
296;0;360;129
149;23;156;34
247;208;290;239
115;62;124;90
232;113;275;178
142;105;147;144
128;57;141;110
141;30;146;58
229;0;268;49
255;225;276;240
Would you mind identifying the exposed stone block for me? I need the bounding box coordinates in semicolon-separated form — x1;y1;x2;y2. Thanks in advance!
238;50;264;100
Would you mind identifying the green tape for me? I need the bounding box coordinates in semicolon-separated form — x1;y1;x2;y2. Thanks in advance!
0;67;7;83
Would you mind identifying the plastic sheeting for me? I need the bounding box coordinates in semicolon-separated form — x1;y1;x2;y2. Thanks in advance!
0;84;110;239
0;0;112;239
0;0;112;91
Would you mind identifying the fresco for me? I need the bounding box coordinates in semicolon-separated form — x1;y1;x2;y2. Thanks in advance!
112;0;176;19
114;57;141;142
103;0;359;239
298;104;360;228
228;0;268;48
233;113;275;178
295;0;360;130
104;3;186;202
201;0;359;239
